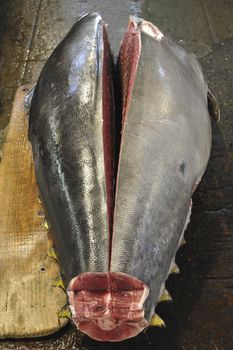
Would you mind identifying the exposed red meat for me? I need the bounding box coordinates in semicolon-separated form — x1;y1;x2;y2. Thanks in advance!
68;272;149;341
102;25;115;267
119;20;141;127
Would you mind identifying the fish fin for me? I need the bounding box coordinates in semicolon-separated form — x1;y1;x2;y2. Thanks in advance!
53;277;65;290
58;307;71;319
170;262;180;274
24;86;35;113
180;236;186;247
208;89;220;122
37;196;42;204
150;313;166;327
159;288;172;303
42;219;49;230
48;247;58;261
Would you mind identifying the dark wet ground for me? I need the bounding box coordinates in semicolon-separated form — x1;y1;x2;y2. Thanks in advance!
0;0;233;349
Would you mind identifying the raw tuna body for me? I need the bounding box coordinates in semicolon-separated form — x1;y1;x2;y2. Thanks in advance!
29;13;212;342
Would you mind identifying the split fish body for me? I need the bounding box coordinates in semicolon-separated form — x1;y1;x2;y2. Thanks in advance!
28;13;214;342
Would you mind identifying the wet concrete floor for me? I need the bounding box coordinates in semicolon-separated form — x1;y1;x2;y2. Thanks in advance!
0;0;233;349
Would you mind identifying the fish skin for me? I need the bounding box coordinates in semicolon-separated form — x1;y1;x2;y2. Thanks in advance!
110;17;212;322
29;13;111;285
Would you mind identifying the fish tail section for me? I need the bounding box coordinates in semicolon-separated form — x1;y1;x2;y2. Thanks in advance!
67;272;149;341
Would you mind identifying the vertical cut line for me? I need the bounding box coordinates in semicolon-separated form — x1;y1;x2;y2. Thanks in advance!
102;26;115;270
110;20;141;269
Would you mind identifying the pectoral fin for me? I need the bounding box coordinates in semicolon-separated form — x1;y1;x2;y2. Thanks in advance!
24;86;35;113
208;89;220;122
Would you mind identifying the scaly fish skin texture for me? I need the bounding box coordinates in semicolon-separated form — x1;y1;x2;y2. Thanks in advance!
29;13;111;284
29;13;213;342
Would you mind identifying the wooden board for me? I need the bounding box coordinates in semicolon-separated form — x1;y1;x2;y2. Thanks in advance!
0;86;68;338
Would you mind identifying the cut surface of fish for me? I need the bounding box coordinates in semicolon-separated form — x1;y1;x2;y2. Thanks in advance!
68;272;149;341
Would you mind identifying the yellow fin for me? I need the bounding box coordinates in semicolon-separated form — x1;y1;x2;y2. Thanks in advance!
150;313;166;327
53;277;65;290
180;237;186;246
171;262;180;274
42;219;49;230
38;196;42;204
58;307;71;319
159;288;172;303
48;247;58;261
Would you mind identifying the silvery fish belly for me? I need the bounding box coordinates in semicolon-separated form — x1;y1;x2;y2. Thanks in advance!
28;13;214;342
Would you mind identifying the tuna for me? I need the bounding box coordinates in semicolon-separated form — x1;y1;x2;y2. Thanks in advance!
28;13;218;342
